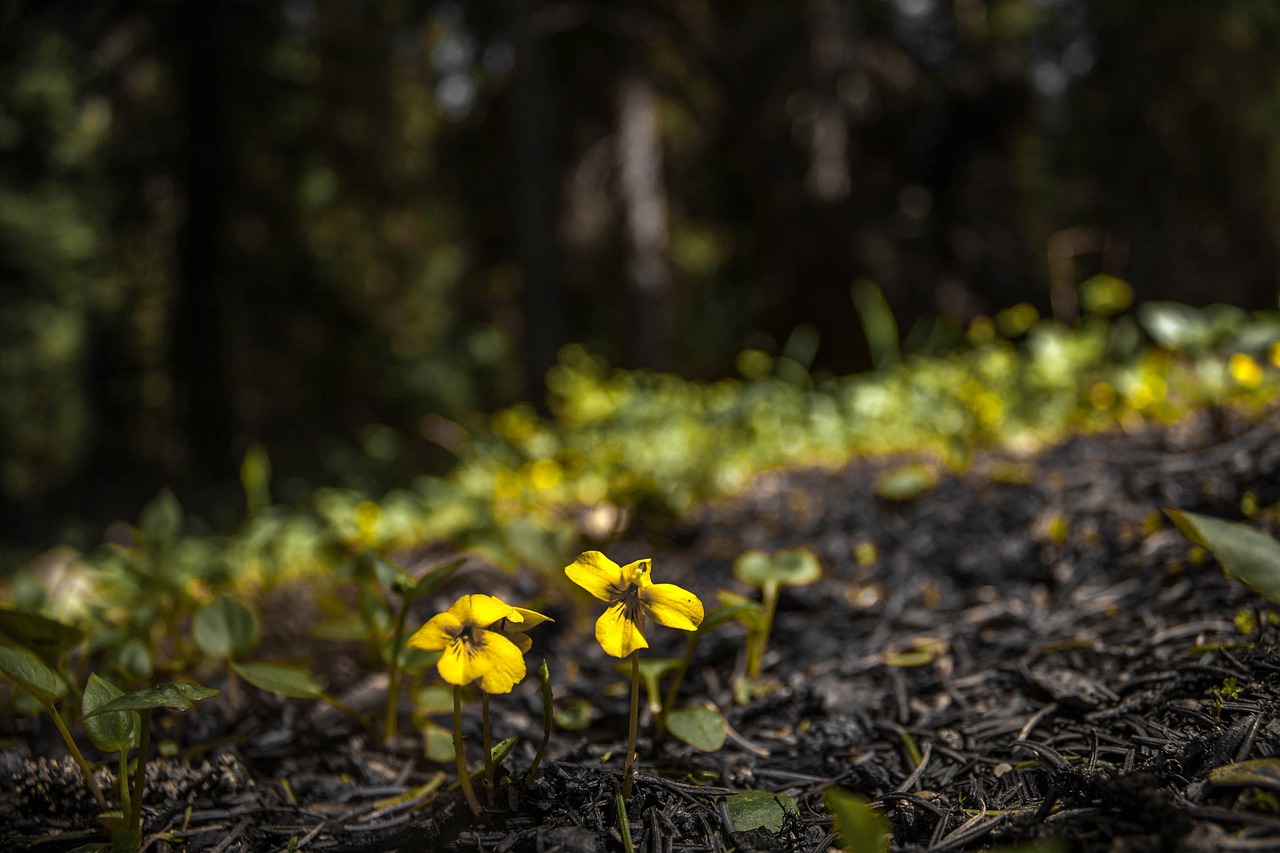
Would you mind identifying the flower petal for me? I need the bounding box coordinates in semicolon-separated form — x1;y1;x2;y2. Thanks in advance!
565;551;626;602
507;632;533;654
505;606;554;633
474;631;527;694
406;611;461;651
621;558;653;587
641;583;704;632
455;593;520;628
595;601;649;658
436;640;492;686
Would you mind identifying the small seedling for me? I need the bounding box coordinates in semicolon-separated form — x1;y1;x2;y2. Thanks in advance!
406;594;550;814
82;680;220;851
193;594;259;707
732;548;822;679
565;551;703;798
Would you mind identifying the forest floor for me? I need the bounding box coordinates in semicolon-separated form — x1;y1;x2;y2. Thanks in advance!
6;406;1280;852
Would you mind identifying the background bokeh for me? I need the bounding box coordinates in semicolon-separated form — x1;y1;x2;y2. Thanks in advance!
3;0;1278;541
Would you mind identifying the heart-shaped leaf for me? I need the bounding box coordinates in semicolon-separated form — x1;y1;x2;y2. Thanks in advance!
1167;509;1280;604
733;549;822;590
83;681;219;717
232;661;326;699
82;674;140;753
725;789;798;833
666;705;727;752
0;643;66;706
194;595;260;660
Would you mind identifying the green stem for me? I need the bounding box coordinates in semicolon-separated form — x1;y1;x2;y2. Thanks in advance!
47;704;106;808
131;709;151;840
622;651;640;799
751;582;779;678
481;692;495;806
616;784;635;853
453;685;482;815
117;749;132;818
524;660;552;790
385;597;412;742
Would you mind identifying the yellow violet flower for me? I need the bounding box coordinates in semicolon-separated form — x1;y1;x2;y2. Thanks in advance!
565;551;704;657
408;594;537;694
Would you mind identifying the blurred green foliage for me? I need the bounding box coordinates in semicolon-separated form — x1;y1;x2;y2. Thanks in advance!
1;0;1279;538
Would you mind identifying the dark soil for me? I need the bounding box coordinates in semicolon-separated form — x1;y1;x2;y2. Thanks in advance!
6;407;1280;852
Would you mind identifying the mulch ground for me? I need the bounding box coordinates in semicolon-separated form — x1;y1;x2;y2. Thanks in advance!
6;406;1280;852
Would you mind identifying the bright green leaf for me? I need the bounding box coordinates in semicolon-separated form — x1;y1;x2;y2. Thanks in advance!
666;705;727;752
733;549;823;590
697;601;762;636
232;662;327;699
0;643;66;705
83;681;219;716
725;789;798;833
81;674;140;753
1167;509;1280;604
194;595;260;660
825;787;891;853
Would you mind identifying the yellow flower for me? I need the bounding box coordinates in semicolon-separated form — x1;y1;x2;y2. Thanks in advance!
565;551;704;658
407;594;537;694
493;606;555;654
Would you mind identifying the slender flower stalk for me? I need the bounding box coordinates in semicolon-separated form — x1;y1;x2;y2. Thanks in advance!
565;551;703;797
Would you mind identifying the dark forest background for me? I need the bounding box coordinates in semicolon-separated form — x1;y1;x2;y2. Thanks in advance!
3;0;1279;537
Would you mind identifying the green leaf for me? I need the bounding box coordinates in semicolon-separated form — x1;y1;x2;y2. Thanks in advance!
851;278;900;369
666;705;726;752
725;789;798;833
555;699;594;731
137;489;184;548
81;674;140;753
421;720;455;763
733;549;823;590
240;442;272;516
876;464;939;502
1210;758;1280;791
1167;509;1280;604
232;661;327;699
193;595;260;660
696;601;762;636
0;608;83;667
408;557;466;597
83;681;219;717
0;643;66;705
111;637;154;681
825;787;891;853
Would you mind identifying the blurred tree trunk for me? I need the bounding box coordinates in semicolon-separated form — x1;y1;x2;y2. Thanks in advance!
170;1;236;481
615;68;674;369
510;0;565;405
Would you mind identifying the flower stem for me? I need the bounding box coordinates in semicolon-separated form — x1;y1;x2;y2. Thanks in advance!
130;709;151;841
481;692;495;806
623;651;640;798
453;685;482;815
47;704;107;808
751;581;780;678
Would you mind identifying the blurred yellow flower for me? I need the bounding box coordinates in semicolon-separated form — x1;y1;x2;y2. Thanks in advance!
1229;353;1263;388
565;551;704;658
408;594;543;694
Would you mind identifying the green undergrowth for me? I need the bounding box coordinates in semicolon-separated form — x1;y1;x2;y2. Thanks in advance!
7;294;1280;648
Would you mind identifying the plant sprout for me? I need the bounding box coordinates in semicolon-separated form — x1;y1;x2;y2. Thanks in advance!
406;594;549;814
732;548;822;679
565;551;703;797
